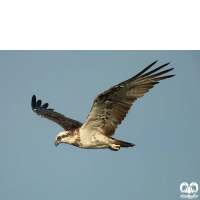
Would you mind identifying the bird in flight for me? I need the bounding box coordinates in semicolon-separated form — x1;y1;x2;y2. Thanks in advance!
31;61;174;151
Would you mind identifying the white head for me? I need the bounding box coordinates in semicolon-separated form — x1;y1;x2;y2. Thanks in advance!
54;131;71;147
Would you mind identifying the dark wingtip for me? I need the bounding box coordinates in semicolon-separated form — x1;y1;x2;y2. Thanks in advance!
133;60;158;78
31;95;50;112
31;95;36;110
165;74;175;79
36;100;42;108
41;103;49;109
153;60;158;64
150;60;158;64
153;82;160;85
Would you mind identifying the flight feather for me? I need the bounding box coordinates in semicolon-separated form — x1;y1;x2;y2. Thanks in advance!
80;61;174;136
31;95;82;131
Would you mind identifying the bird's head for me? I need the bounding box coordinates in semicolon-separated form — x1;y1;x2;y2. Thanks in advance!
55;131;70;147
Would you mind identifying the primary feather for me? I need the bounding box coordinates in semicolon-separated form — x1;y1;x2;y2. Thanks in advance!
31;95;82;131
80;61;174;136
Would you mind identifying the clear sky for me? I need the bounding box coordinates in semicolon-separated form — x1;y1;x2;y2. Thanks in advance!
0;51;199;200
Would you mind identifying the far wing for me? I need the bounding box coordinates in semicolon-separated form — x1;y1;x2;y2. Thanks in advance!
31;95;82;131
80;61;174;136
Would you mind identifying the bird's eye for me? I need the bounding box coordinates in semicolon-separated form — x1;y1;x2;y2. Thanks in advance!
57;136;61;140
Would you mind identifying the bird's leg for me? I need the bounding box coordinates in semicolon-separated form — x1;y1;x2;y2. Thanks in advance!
108;143;120;151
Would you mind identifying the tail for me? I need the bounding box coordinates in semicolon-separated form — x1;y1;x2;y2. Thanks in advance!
110;137;135;148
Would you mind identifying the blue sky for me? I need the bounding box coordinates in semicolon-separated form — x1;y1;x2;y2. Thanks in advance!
0;51;199;200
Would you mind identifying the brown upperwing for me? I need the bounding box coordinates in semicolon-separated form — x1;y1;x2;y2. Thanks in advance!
31;95;82;131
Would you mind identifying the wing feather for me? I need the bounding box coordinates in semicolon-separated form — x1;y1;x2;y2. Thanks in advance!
41;103;49;109
80;61;175;136
36;100;42;108
31;95;82;131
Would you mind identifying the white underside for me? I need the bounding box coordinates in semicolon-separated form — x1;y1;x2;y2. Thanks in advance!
79;128;110;149
59;130;120;150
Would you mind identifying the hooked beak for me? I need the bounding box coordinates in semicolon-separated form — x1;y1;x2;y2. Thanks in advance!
55;141;59;147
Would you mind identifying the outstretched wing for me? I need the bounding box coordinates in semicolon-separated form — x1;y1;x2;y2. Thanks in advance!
31;95;82;131
80;61;175;136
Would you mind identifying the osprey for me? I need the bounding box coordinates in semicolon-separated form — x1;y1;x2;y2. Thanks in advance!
31;61;174;151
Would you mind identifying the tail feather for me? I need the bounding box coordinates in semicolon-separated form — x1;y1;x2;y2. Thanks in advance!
110;137;135;148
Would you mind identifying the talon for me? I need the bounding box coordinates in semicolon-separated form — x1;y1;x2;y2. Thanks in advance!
109;144;120;150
